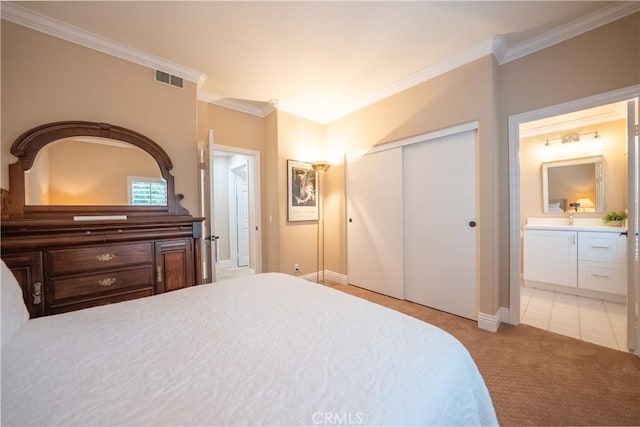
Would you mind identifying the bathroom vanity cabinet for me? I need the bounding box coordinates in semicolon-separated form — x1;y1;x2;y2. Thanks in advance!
523;226;627;301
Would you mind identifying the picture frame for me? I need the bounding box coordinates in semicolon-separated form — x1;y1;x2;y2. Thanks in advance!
287;159;318;222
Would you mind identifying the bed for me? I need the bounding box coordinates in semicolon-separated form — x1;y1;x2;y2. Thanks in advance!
1;261;497;426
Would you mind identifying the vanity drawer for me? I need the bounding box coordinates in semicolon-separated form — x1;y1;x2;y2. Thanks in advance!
578;232;626;263
578;261;626;295
47;242;154;275
49;265;154;303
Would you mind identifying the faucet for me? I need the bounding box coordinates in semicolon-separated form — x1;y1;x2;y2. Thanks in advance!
568;213;574;226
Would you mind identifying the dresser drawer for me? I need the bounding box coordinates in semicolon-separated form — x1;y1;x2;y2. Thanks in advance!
48;288;154;315
49;265;154;303
47;242;154;275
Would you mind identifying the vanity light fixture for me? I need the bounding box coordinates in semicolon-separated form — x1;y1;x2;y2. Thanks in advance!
545;130;599;146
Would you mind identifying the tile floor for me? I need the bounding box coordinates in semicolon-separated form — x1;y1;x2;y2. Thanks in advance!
520;286;627;352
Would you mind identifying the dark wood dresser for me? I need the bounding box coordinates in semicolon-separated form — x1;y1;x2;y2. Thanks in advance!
2;216;202;317
1;121;204;317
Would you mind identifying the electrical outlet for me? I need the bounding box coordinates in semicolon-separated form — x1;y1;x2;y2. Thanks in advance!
294;263;299;272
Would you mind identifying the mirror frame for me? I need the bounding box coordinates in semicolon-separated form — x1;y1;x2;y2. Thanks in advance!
4;121;189;218
541;155;604;214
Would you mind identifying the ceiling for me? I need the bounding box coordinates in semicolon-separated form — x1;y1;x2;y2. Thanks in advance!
4;1;637;123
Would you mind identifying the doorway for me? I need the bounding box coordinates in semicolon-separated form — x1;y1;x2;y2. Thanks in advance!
206;140;262;283
508;87;639;354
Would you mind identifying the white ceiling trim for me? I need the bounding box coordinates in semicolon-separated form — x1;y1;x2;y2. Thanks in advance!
199;90;274;118
0;2;207;85
496;1;640;64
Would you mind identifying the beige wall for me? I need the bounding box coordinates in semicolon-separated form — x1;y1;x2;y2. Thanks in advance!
263;112;280;272
275;111;325;275
1;21;199;214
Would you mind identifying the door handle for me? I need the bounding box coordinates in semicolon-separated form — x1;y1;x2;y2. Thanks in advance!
468;221;477;228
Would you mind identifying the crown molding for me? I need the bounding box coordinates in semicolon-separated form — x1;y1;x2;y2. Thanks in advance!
496;1;640;64
0;2;206;85
198;90;274;118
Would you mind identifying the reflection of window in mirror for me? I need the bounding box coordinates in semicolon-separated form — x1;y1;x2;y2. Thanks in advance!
128;176;168;206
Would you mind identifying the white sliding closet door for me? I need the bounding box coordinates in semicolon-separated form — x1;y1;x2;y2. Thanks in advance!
346;148;404;299
404;130;478;320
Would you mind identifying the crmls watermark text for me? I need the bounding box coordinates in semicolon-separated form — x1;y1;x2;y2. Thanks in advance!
311;411;365;425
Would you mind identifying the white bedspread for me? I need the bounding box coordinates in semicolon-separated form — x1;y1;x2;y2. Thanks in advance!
2;273;497;426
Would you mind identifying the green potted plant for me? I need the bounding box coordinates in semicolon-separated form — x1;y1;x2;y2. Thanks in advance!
603;210;627;227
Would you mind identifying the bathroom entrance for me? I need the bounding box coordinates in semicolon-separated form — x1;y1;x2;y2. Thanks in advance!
508;87;639;354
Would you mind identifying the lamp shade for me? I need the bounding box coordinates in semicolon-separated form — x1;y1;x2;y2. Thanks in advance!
576;198;595;208
312;161;331;172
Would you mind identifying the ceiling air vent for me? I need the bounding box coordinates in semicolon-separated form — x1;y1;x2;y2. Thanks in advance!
154;70;184;89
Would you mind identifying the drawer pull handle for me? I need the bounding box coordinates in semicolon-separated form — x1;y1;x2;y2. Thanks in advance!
98;278;116;287
592;274;610;279
156;266;163;283
32;282;42;305
591;246;610;249
96;253;115;262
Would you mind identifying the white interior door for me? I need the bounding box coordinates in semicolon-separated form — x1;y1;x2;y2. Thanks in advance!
347;148;404;299
404;130;478;320
234;166;250;267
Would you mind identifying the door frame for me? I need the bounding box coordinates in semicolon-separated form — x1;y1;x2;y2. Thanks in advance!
507;85;639;354
210;143;262;280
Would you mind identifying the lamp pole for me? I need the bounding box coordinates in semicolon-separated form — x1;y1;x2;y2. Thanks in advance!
312;161;331;283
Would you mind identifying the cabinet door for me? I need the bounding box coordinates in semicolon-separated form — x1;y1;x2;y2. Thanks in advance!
523;230;577;287
2;252;45;318
155;239;195;293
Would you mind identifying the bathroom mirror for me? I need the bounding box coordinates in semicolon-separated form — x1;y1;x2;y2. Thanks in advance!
542;155;604;213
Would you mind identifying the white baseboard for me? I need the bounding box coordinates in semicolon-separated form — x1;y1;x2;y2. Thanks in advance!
295;270;348;285
478;307;509;333
216;259;233;269
324;270;348;285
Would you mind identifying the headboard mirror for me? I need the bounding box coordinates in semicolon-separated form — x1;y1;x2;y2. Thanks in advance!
542;155;604;214
4;121;189;218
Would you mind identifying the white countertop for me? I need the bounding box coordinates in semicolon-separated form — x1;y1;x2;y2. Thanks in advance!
524;217;627;233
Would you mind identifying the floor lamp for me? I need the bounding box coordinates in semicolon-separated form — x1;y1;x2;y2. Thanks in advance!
312;161;331;283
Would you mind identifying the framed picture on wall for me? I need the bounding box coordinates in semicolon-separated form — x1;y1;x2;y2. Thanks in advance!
287;159;318;222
